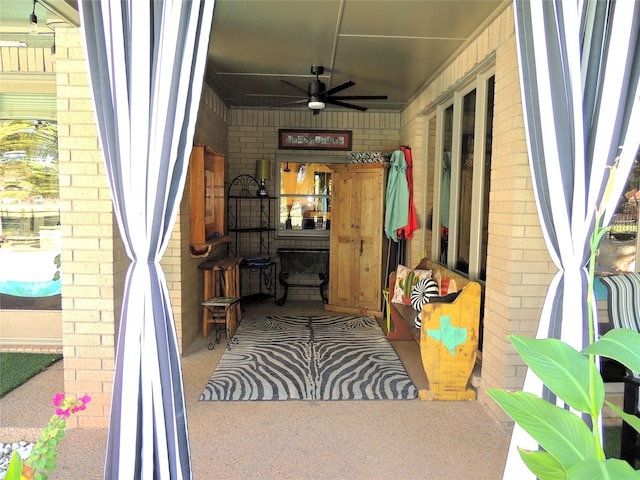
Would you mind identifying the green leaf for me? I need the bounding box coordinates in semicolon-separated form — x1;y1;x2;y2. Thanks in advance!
566;458;640;479
5;451;23;480
605;401;640;434
584;329;640;373
591;226;610;251
44;457;57;471
487;389;597;468
518;449;566;480
509;335;604;414
32;456;47;470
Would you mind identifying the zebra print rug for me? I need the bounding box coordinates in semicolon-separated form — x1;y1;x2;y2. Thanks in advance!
199;315;417;401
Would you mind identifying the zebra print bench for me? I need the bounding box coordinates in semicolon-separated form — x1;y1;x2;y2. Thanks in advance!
599;272;640;466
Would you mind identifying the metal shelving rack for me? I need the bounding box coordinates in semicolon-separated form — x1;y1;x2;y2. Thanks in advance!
226;174;275;301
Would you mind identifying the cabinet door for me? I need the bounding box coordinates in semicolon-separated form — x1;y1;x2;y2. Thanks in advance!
329;171;360;306
357;170;385;309
189;145;225;245
329;166;386;312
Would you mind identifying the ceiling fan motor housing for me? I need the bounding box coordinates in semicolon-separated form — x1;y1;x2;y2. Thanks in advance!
308;65;327;109
308;79;326;99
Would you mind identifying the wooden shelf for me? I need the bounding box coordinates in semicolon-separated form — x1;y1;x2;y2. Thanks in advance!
189;235;231;258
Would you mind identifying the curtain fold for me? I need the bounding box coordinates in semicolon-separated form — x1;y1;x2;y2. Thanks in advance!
506;1;640;477
78;1;215;478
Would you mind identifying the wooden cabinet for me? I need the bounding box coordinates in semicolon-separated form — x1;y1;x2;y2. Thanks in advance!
326;163;389;317
189;145;229;257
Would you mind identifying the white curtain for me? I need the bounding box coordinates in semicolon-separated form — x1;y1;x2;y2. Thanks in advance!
506;1;640;477
78;1;215;478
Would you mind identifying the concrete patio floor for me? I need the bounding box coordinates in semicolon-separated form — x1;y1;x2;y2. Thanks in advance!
0;300;512;479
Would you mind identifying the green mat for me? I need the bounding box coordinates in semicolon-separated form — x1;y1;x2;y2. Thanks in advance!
0;352;63;398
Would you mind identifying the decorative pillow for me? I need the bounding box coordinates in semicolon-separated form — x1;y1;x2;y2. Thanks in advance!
436;276;459;296
439;276;451;296
410;278;440;311
411;278;439;329
392;265;433;304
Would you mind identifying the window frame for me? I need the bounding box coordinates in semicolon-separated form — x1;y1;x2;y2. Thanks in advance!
275;154;345;239
426;66;495;281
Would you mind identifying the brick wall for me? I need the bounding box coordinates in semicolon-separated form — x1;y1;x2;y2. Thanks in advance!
56;28;231;426
173;84;230;352
227;110;401;301
478;30;553;422
399;4;553;422
56;27;117;428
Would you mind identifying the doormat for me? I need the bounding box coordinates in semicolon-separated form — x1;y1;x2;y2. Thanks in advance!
199;315;417;401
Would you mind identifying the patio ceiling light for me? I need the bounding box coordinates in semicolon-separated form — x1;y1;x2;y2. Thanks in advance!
29;0;38;34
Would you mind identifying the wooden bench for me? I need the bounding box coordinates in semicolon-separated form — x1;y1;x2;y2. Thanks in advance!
387;257;482;400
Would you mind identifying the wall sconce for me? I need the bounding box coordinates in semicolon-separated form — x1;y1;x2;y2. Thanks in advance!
255;160;271;197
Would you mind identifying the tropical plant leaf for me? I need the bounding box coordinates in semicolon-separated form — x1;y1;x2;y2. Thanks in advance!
5;451;23;480
605;401;640;434
487;389;598;468
566;457;640;479
518;449;565;480
584;329;640;374
509;335;603;414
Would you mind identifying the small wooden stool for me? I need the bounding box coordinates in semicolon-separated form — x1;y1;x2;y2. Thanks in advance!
202;296;242;343
199;257;243;339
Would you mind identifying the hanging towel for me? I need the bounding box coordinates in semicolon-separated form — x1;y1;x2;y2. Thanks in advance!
397;146;418;240
384;150;410;241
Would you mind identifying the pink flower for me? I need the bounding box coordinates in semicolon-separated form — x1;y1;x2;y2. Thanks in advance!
52;393;65;407
55;408;71;418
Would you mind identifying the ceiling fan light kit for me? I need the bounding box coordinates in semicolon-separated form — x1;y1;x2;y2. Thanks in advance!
308;100;325;110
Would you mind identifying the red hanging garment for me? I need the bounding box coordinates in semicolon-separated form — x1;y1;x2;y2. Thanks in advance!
397;146;418;240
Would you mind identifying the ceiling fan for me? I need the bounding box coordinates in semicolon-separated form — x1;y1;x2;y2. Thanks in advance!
272;65;388;114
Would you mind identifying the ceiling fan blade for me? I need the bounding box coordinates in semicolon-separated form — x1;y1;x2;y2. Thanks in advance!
324;98;367;112
322;80;355;98
329;95;388;100
281;79;308;95
270;98;308;108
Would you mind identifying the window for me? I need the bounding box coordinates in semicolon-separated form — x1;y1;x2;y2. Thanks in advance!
0;119;60;310
276;155;344;238
428;71;494;281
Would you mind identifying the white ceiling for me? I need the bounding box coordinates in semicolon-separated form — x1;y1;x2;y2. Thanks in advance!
0;0;508;113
